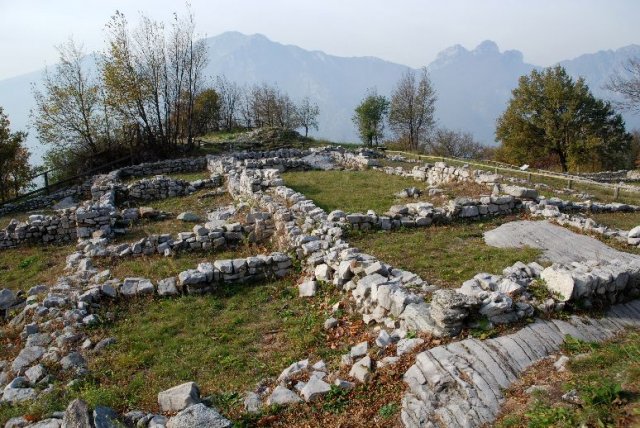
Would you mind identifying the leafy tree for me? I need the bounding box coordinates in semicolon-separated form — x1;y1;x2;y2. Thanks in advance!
496;66;631;172
352;90;389;147
426;128;485;159
32;39;109;156
389;67;437;151
191;88;220;136
0;107;32;201
102;8;207;151
296;96;320;137
606;57;640;113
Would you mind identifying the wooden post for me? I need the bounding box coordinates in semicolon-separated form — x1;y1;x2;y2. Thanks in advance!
567;179;572;190
44;171;49;195
494;167;498;174
614;186;620;200
527;172;532;183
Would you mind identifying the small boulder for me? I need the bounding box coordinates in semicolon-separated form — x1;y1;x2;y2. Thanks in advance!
166;403;231;428
266;385;302;406
323;317;338;330
93;405;120;428
62;399;92;428
298;280;317;297
177;212;200;222
158;382;201;413
300;377;331;402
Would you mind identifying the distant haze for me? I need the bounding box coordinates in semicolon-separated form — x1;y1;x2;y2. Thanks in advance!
1;0;639;79
1;31;639;167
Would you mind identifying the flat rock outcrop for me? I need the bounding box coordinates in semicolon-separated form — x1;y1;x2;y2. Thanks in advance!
401;299;640;427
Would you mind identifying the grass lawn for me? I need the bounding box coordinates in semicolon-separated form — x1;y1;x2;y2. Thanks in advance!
283;170;493;214
496;331;640;428
0;244;74;292
116;190;233;243
76;277;341;415
283;169;423;213
348;218;541;288
591;211;640;230
142;188;232;217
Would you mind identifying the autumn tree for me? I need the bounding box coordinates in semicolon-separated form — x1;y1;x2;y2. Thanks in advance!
216;75;242;131
296;96;320;137
606;57;640;113
352;90;389;147
102;8;207;151
0;107;32;201
389;67;437;151
190;88;220;136
496;66;631;172
426;128;485;159
32;39;109;157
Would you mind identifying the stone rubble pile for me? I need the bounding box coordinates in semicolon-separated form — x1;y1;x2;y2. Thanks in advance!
0;183;89;218
0;211;78;249
541;259;640;304
116;157;207;179
339;194;523;231
523;197;640;248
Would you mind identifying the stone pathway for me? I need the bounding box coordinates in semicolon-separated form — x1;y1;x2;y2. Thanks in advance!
483;220;640;264
401;299;640;427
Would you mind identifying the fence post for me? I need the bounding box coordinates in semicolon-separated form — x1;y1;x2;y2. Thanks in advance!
614;186;620;200
527;172;532;183
567;179;572;190
44;171;49;195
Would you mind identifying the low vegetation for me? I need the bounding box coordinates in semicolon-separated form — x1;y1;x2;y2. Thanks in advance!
0;244;73;292
284;169;424;213
116;189;233;242
496;331;640;427
81;277;341;415
348;218;541;287
283;169;492;214
591;211;640;230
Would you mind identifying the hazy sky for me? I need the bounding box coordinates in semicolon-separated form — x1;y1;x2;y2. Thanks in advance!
1;0;639;80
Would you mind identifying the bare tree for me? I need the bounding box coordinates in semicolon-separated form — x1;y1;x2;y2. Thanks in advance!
215;75;242;130
426;128;485;159
276;93;298;129
388;67;437;151
296;96;320;137
606;57;640;113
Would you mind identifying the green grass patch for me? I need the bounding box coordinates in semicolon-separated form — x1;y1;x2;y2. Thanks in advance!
348;218;541;287
591;211;640;231
116;190;234;242
497;331;640;428
0;244;73;292
79;277;339;413
283;170;431;213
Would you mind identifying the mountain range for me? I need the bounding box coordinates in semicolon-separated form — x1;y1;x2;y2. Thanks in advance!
1;31;639;165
